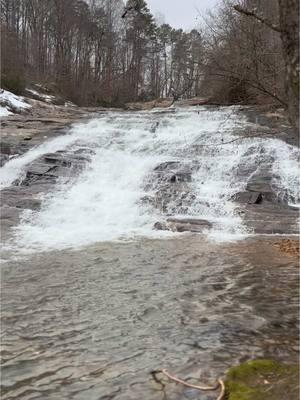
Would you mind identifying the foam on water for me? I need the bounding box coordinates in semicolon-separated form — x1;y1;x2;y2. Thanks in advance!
1;106;299;252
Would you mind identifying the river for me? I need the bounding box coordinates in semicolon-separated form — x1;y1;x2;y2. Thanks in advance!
1;106;299;399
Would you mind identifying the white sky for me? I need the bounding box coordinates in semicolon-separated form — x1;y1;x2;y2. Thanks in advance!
147;0;219;30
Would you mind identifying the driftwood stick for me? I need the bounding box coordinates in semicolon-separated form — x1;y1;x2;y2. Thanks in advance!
217;378;226;400
159;368;219;391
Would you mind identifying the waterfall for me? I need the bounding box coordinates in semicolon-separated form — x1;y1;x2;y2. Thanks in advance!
1;106;299;252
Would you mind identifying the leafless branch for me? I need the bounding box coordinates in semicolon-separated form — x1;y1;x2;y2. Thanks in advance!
233;5;282;33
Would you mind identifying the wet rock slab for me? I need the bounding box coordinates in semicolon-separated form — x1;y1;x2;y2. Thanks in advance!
154;217;212;233
0;149;91;240
231;159;299;235
147;153;299;235
240;203;299;235
144;160;200;216
0;99;100;168
233;172;299;235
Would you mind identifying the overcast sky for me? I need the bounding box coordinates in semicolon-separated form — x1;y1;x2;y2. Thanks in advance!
147;0;219;30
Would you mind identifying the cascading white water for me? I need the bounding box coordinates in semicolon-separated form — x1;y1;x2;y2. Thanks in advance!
1;106;299;252
271;142;300;206
0;119;115;189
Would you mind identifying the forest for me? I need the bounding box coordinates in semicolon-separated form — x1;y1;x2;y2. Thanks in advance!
1;0;299;133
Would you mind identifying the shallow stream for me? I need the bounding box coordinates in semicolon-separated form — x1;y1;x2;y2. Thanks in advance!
1;107;299;399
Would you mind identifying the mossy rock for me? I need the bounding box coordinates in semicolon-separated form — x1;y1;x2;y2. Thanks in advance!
225;359;299;400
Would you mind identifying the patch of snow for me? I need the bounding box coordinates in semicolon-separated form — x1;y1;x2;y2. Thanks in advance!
35;83;45;89
64;101;76;107
26;89;40;96
0;89;31;113
0;106;12;117
26;88;56;103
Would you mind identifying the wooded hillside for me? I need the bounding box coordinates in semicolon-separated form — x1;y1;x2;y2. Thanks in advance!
1;0;299;133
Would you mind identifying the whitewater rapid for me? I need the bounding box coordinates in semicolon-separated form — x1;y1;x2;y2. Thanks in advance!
1;106;299;252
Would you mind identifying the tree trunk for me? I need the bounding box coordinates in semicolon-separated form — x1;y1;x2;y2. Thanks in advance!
278;0;299;141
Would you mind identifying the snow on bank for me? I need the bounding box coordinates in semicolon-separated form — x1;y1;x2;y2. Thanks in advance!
26;88;56;103
0;89;31;116
26;87;76;107
0;106;12;117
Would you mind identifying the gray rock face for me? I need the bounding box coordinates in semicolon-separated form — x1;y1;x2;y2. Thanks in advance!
246;175;277;202
154;217;212;233
232;192;263;205
15;150;90;187
241;203;299;234
0;102;93;240
1;148;90;240
144;160;199;215
147;150;299;235
232;163;299;234
1;139;31;162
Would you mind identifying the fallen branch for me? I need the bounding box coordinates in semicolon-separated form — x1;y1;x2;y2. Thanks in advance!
153;369;226;399
160;368;218;390
217;378;226;400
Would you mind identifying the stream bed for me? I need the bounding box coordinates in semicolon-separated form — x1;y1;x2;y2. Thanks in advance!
1;236;299;400
1;106;299;399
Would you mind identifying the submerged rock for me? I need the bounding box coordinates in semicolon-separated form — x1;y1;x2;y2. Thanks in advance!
225;359;299;400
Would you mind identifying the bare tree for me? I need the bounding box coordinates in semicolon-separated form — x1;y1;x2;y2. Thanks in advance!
234;0;299;136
